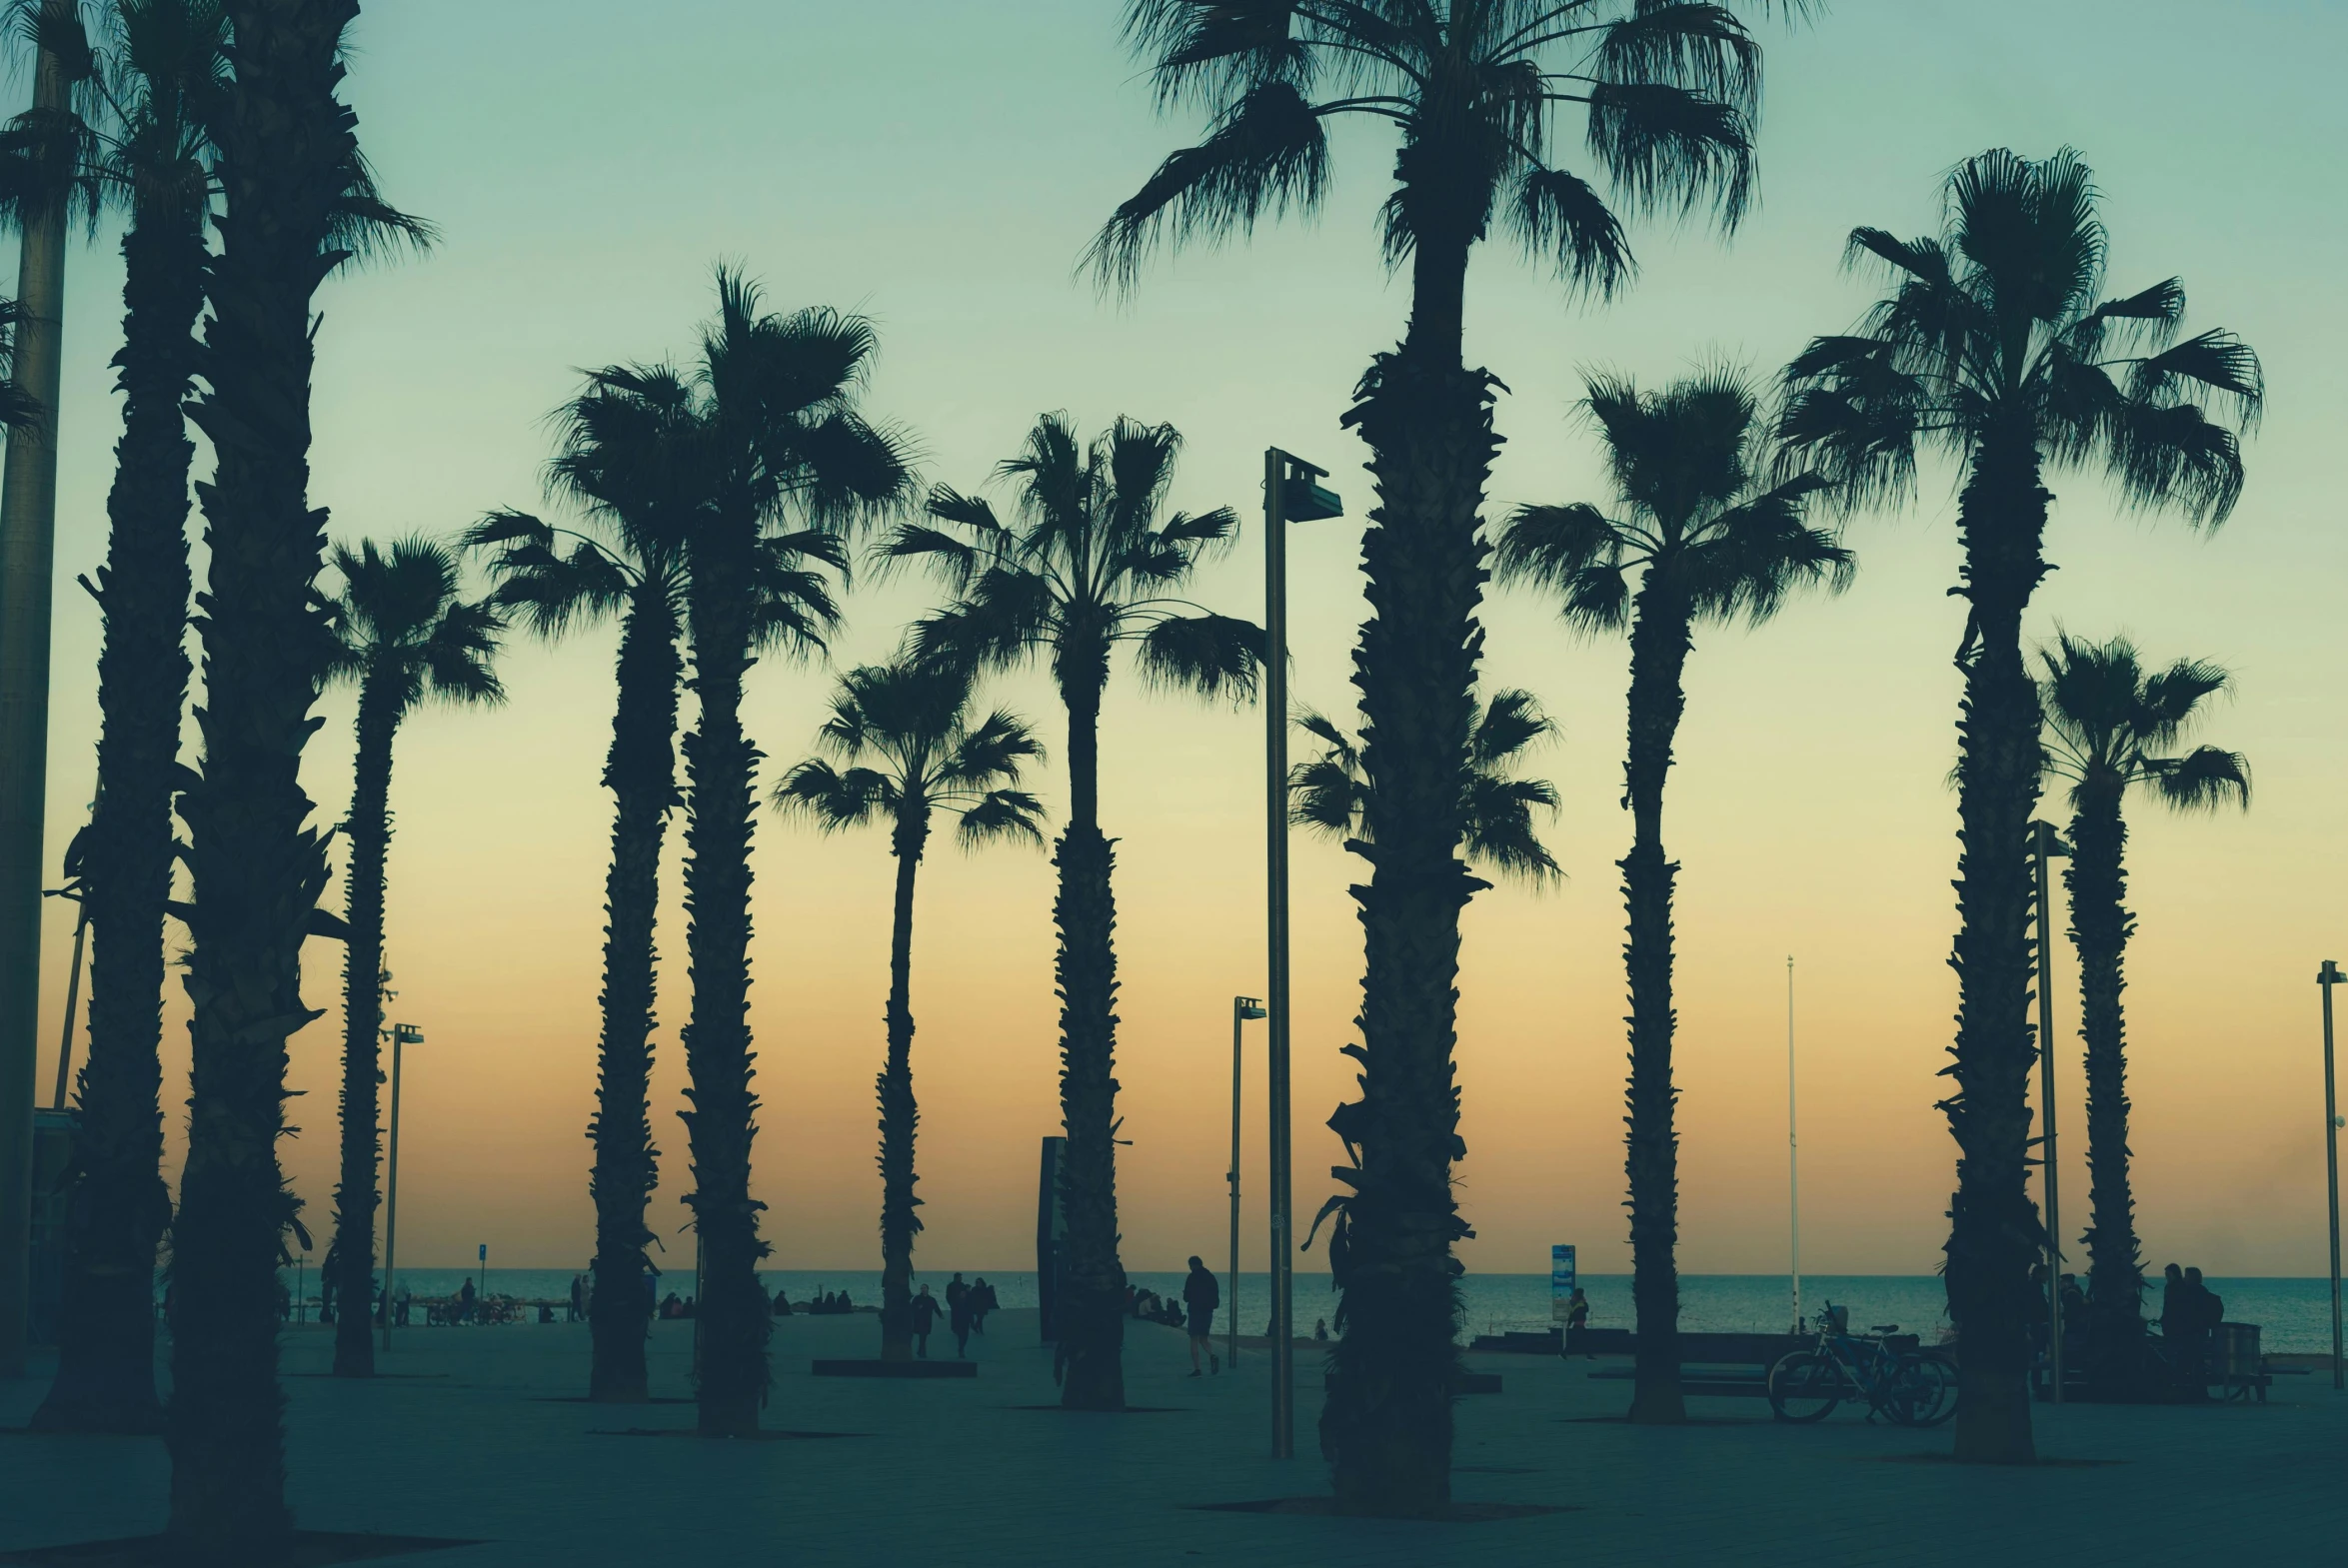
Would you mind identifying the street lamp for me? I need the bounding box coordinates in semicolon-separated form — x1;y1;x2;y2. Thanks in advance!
1262;448;1340;1461
2031;820;2070;1402
1227;995;1266;1371
2320;959;2344;1391
380;1021;423;1350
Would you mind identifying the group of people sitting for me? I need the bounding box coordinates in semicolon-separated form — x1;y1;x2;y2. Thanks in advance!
1124;1285;1184;1327
791;1289;858;1315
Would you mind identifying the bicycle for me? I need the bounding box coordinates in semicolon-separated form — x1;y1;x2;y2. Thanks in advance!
1766;1303;1956;1427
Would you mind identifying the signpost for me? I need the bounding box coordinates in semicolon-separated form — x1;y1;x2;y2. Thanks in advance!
1550;1244;1576;1322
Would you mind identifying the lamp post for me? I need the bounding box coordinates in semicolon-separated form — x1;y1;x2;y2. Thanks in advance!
1227;995;1265;1371
380;1021;422;1350
1261;448;1340;1460
1787;955;1799;1334
2031;820;2070;1402
2320;959;2344;1392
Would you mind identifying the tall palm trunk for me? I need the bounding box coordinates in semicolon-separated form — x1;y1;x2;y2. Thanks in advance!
588;593;681;1402
680;505;770;1437
33;195;207;1434
1055;663;1127;1410
329;679;397;1377
1943;427;2051;1465
169;2;359;1556
877;807;928;1362
1322;228;1494;1514
1621;588;1692;1425
2065;777;2143;1384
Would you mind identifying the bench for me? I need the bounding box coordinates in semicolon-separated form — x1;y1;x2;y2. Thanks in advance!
1575;1329;1924;1398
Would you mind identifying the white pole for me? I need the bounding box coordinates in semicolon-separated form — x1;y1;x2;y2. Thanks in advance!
1788;955;1799;1334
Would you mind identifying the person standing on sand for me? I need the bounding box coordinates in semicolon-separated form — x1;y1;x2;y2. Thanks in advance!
910;1284;943;1358
1183;1256;1220;1377
568;1274;585;1322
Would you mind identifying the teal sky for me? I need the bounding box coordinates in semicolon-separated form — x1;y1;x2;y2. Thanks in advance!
22;1;2348;1279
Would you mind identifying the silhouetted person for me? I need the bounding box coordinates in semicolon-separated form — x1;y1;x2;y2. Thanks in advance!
2160;1263;2205;1398
910;1284;942;1357
772;1289;793;1318
459;1277;478;1325
1566;1286;1592;1357
568;1274;585;1323
682;1295;697;1319
1183;1256;1220;1376
950;1279;975;1359
971;1277;997;1334
1313;1318;1329;1342
659;1292;682;1320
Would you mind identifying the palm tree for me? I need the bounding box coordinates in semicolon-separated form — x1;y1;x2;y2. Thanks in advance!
776;660;1045;1361
318;538;501;1376
891;412;1256;1409
668;271;913;1438
167;1;369;1556
465;372;848;1403
1097;2;1784;1509
1496;367;1846;1422
2037;632;2246;1390
1289;692;1561;884
1778;148;2261;1462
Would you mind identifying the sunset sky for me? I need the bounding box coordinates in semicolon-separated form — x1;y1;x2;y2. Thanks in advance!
20;0;2347;1285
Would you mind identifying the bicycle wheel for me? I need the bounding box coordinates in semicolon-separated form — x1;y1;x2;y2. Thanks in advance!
1767;1349;1844;1423
1885;1353;1955;1427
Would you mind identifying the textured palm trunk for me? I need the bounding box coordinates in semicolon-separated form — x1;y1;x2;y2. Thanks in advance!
1621;588;1692;1425
31;196;206;1434
329;683;396;1378
681;503;770;1437
2065;780;2143;1389
588;594;681;1403
1056;668;1127;1410
168;3;359;1557
877;808;928;1363
1943;428;2050;1465
1321;230;1492;1515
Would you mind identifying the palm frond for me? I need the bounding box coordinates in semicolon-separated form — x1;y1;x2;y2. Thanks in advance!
957;787;1048;849
1584;80;1751;229
2149;745;2249;813
1508;166;1632;298
1134;612;1263;701
772;759;891;830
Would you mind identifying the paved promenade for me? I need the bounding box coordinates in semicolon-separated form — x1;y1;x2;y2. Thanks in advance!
5;1310;2342;1565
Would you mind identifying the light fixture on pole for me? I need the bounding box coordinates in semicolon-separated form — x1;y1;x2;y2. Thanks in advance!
380;1021;422;1351
2320;958;2344;1392
1227;995;1265;1372
2031;820;2070;1402
1261;447;1340;1461
1787;955;1799;1335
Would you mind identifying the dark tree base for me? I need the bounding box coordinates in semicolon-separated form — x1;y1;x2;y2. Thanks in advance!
1190;1499;1571;1522
810;1359;976;1378
0;1533;477;1567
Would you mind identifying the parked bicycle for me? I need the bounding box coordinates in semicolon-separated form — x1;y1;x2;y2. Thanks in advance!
1766;1303;1956;1426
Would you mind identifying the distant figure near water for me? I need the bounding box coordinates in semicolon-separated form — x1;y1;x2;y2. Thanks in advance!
948;1273;975;1359
1183;1256;1219;1377
1565;1286;1592;1358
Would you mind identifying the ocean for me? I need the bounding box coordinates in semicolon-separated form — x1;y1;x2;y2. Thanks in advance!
286;1266;2346;1354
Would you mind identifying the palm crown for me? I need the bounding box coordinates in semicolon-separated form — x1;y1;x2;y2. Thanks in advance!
2038;633;2249;813
777;662;1048;850
892;413;1259;706
1496;367;1848;629
1095;0;1782;297
1290;692;1560;882
324;537;504;716
1778;147;2262;523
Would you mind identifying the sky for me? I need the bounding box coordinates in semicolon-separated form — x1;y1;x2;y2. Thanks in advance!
17;1;2348;1286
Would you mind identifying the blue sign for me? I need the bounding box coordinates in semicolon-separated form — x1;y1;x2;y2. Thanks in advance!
1550;1244;1575;1321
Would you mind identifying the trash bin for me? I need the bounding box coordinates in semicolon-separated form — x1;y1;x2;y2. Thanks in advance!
2215;1322;2260;1381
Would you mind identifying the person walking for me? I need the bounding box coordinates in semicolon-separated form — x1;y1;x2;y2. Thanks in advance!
1182;1256;1220;1377
568;1274;585;1323
910;1283;943;1358
971;1277;996;1335
950;1280;976;1360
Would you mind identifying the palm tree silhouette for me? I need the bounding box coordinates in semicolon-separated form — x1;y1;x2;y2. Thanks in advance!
1096;2;1786;1507
1779;148;2261;1462
891;412;1256;1409
164;6;379;1553
319;538;502;1378
29;0;429;1435
669;271;913;1437
467;366;847;1403
2037;633;2247;1390
776;660;1045;1362
1289;694;1560;884
1497;368;1844;1422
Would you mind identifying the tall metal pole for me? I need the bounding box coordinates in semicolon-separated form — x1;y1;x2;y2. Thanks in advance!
380;1025;406;1351
49;894;86;1107
1228;997;1242;1371
1262;448;1293;1459
1787;956;1799;1334
2320;959;2343;1392
0;9;75;1376
2033;821;2064;1402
